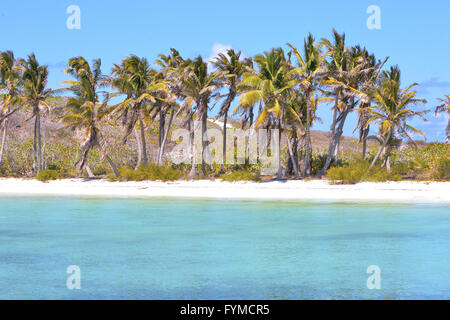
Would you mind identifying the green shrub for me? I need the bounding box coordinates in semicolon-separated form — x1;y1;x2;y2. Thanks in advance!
92;163;108;176
401;143;449;171
390;161;411;176
141;164;181;181
389;143;449;180
109;164;181;181
368;169;402;182
326;161;369;184
219;169;261;182
432;157;450;180
311;153;348;175
326;160;401;184
36;169;61;182
47;163;62;171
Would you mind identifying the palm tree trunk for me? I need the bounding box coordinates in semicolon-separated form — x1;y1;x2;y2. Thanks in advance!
33;109;42;174
201;108;208;175
33;114;37;173
360;103;371;160
318;107;350;176
277;121;282;179
134;127;142;168
283;122;299;177
159;108;165;149
0;119;8;168
370;132;390;168
86;165;95;178
293;130;299;174
219;89;236;170
138;116;148;165
188;116;196;178
42;129;47;170
445;119;450;143
321;130;337;176
38;113;42;173
334;139;340;161
0;107;19;123
105;154;120;177
319;103;351;176
245;108;254;165
318;98;338;176
361;133;368;160
158;106;175;165
206;131;213;172
302;103;312;177
220;112;228;173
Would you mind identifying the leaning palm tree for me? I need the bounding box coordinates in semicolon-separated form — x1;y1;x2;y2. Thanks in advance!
435;95;450;143
62;57;119;177
288;34;330;176
317;31;380;175
156;48;185;100
108;55;168;166
155;49;186;165
318;30;348;169
283;93;308;177
353;49;387;160
212;49;251;172
365;66;428;168
237;48;297;179
0;50;22;167
286;88;330;176
19;54;56;174
180;56;223;176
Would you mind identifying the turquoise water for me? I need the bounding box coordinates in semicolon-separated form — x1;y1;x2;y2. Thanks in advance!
0;196;449;299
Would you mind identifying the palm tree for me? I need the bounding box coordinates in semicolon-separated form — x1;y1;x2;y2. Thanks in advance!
286;88;331;176
353;49;387;159
154;89;178;166
155;48;186;165
320;30;348;161
19;54;56;174
283;94;307;176
108;55;168;166
318;31;377;176
237;48;297;179
0;50;22;167
180;56;223;176
365;66;428;168
212;49;250;172
288;34;329;177
435;95;450;143
62;57;119;177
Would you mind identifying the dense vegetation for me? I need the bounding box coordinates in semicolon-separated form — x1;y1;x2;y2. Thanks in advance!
1;29;449;183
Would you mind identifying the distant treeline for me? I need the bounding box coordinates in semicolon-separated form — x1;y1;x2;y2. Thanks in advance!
0;29;449;181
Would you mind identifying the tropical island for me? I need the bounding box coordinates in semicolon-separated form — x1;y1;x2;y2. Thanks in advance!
1;1;450;301
0;30;449;201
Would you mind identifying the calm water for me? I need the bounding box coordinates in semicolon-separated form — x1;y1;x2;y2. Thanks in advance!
0;196;449;299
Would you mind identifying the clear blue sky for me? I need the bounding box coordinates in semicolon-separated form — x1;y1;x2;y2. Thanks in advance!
1;0;449;141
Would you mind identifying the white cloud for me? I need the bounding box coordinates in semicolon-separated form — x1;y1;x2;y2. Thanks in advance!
207;42;233;72
210;43;233;58
417;77;450;95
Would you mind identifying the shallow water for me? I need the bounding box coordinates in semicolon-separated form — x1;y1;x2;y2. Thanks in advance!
0;196;449;299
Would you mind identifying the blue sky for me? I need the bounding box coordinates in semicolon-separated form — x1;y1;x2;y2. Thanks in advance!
1;0;449;141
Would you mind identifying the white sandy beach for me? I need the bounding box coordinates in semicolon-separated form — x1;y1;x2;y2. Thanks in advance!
0;178;448;202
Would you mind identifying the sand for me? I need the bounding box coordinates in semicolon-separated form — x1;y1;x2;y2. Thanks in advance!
0;178;448;202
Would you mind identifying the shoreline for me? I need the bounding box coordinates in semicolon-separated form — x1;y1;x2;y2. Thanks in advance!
0;178;448;202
